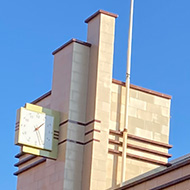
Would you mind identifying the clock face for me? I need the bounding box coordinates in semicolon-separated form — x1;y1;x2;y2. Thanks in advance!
19;108;54;150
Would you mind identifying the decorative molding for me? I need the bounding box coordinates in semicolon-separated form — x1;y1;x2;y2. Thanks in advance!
108;148;170;167
14;155;37;167
59;119;101;127
127;153;171;167
112;79;172;99
127;134;173;149
108;139;172;158
108;148;121;155
52;38;91;55
15;152;25;158
53;130;59;140
58;138;100;146
15;122;19;131
109;129;172;149
58;139;67;145
85;129;101;136
128;143;172;158
85;10;118;23
14;158;46;176
109;139;122;146
109;129;122;136
85;138;100;144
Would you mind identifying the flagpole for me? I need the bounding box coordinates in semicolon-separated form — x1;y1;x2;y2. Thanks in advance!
121;0;135;184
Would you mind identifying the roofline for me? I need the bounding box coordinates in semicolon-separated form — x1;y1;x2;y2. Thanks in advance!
115;156;190;189
112;79;172;100
52;38;91;55
85;9;118;23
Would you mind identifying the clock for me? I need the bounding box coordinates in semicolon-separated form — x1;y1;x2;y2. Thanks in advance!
15;103;60;159
19;108;54;150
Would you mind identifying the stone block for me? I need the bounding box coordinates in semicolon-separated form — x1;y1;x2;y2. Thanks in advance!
135;127;153;139
130;89;139;99
137;109;153;121
128;106;137;117
130;97;147;110
147;103;162;114
154;96;171;108
152;113;169;126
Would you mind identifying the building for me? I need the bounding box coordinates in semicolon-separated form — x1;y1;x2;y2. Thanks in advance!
14;10;189;190
114;154;190;190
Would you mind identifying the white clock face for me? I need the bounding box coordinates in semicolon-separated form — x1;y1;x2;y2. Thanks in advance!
19;108;54;150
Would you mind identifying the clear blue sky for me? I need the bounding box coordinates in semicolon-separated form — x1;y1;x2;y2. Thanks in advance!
1;0;190;189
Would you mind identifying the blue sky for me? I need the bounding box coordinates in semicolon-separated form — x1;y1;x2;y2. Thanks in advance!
1;0;190;189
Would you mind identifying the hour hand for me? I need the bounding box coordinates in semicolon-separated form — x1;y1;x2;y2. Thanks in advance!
34;123;44;131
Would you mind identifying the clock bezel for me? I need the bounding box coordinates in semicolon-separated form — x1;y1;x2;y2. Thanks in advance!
15;103;60;159
18;108;54;151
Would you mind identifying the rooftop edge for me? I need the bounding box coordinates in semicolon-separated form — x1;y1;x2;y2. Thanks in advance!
114;154;190;190
112;79;172;100
52;38;91;55
85;9;118;23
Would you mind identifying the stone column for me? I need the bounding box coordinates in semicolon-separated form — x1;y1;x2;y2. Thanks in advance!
82;10;118;190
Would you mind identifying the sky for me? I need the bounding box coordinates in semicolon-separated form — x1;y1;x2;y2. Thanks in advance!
1;0;190;189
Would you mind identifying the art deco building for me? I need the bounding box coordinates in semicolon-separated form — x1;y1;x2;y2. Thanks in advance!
14;10;190;190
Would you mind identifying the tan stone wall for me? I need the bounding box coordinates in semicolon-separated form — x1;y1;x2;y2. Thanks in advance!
15;10;173;190
82;12;117;190
62;42;90;190
106;82;171;189
16;41;91;190
17;157;64;190
110;83;171;141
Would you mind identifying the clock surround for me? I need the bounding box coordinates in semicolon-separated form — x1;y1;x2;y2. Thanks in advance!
15;103;60;159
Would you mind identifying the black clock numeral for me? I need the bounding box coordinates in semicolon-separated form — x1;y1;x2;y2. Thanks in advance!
29;114;33;118
27;137;31;142
24;117;29;122
22;124;26;128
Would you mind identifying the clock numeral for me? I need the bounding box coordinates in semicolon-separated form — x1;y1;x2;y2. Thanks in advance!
24;117;29;122
27;137;31;142
46;137;50;142
29;113;33;118
47;124;52;128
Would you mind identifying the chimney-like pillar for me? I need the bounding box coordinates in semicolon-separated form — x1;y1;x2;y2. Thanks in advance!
82;10;118;190
51;39;91;190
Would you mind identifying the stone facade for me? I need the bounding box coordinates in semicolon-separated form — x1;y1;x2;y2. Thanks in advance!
14;10;173;190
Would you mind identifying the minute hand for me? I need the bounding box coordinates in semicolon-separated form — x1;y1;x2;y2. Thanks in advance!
34;123;44;131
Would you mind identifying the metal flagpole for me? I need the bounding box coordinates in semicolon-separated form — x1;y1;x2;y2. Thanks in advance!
121;0;135;184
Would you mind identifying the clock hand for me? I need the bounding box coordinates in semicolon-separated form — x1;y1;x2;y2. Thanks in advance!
36;130;43;145
33;126;43;146
33;126;41;145
34;123;44;131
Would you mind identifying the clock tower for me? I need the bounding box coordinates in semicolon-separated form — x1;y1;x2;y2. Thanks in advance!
14;10;172;190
